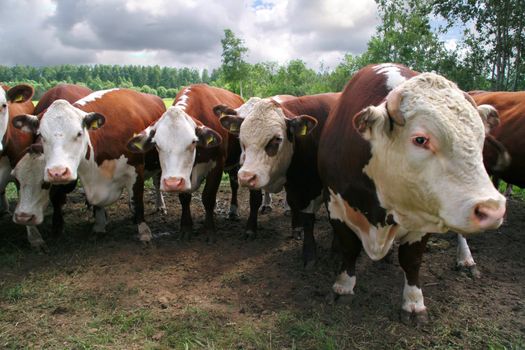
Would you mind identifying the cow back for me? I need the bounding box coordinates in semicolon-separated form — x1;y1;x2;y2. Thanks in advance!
35;84;93;116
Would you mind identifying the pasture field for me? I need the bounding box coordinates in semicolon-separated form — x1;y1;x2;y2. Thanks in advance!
0;183;524;349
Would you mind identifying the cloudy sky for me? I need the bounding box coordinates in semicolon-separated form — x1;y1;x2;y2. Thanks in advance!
0;0;379;70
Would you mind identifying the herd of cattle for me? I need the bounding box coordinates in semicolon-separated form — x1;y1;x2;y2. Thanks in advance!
1;63;523;326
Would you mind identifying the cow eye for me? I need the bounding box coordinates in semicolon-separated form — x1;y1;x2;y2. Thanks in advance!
77;131;83;137
412;136;429;148
1;103;6;108
265;136;282;157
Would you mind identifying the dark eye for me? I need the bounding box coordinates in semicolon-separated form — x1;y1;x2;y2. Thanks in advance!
2;103;6;108
192;139;197;144
412;136;429;148
265;136;282;156
77;131;82;137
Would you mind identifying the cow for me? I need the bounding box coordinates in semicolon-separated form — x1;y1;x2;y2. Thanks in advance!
3;84;93;251
317;63;506;325
453;91;525;277
127;84;243;242
12;89;166;243
0;84;35;214
216;92;341;267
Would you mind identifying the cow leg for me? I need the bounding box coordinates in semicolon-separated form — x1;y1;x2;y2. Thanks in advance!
456;234;481;278
92;205;107;235
0;156;11;215
260;191;272;214
153;172;167;215
227;167;239;220
201;165;223;243
49;184;72;238
291;209;303;240
26;226;48;254
301;212;317;269
0;190;8;216
330;220;361;300
284;199;291;216
131;166;152;244
503;183;513;197
398;233;430;326
179;193;193;240
245;189;262;239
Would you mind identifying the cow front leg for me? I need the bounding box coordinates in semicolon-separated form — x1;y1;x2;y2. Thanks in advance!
456;234;480;278
179;192;193;240
49;182;75;238
398;233;430;326
201;165;223;243
132;166;152;244
227;167;239;220
330;220;362;302
0;190;8;216
26;226;48;253
153;172;167;215
245;189;262;239
291;209;303;240
301;212;316;269
92;205;107;235
260;191;272;214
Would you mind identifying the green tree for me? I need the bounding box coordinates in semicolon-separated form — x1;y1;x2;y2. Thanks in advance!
220;29;249;96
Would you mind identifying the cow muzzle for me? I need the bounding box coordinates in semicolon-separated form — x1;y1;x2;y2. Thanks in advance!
13;212;38;225
470;199;506;231
162;177;188;192
238;171;258;189
46;166;73;183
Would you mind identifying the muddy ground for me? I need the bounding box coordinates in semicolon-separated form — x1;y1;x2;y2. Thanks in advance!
0;182;524;349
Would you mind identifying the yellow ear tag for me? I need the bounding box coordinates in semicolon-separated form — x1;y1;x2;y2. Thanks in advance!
299;124;308;136
134;141;143;150
90;121;99;129
206;135;215;145
14;95;24;102
230;123;239;133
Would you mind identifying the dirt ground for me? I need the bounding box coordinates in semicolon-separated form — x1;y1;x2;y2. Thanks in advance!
0;182;524;349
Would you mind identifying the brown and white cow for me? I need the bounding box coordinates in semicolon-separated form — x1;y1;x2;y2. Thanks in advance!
317;63;506;325
4;84;93;251
217;93;340;267
12;89;166;242
127;84;243;241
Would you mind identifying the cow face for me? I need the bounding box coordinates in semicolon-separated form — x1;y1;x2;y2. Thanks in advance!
11;152;49;226
127;106;221;192
219;99;316;192
12;99;105;184
0;84;34;152
354;73;506;234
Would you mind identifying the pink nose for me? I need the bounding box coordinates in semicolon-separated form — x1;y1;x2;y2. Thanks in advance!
472;201;506;230
163;177;186;192
238;171;257;189
47;166;72;183
14;212;36;225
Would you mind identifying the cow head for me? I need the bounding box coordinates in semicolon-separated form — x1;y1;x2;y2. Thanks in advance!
353;73;506;234
12;99;105;183
218;98;317;192
127;106;222;192
11;149;49;226
0;84;34;152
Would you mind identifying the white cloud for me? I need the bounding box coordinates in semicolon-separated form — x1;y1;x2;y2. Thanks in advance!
0;0;379;70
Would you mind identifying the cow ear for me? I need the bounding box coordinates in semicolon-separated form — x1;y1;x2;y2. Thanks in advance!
219;115;243;135
286;115;317;137
127;129;156;153
12;114;39;134
196;126;222;148
477;104;500;134
82;112;105;130
213;104;237;118
353;106;388;140
7;84;34;104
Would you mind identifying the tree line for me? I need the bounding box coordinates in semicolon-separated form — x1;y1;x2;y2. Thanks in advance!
1;0;523;100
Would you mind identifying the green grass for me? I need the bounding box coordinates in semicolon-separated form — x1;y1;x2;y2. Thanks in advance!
5;182;17;201
163;98;172;108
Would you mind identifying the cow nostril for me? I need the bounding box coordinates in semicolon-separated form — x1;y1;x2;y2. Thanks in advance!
474;205;488;222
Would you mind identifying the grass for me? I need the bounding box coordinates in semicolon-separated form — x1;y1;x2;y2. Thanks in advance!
163;98;172;109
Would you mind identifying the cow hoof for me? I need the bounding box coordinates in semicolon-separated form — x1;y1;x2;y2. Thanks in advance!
327;291;353;305
31;242;50;255
243;230;257;240
260;205;272;214
293;229;303;240
400;309;429;327
157;207;168;215
228;212;240;221
178;228;192;241
138;223;153;243
206;235;217;244
456;264;482;279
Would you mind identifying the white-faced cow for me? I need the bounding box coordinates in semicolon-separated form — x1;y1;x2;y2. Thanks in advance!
12;89;166;242
317;63;506;325
4;84;93;251
217;93;341;267
127;84;243;242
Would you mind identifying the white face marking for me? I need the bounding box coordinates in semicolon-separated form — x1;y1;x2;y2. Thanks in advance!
301;194;323;214
152;107;199;192
174;87;191;111
38;100;90;182
0;89;8;152
456;234;476;267
327;188;407;261
363;73;506;235
12;153;49;225
402;277;426;313
373;63;408;90
332;270;356;295
237;100;293;192
75;88;119;106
